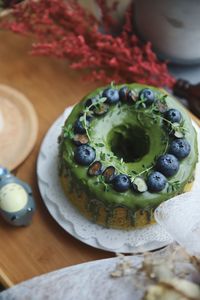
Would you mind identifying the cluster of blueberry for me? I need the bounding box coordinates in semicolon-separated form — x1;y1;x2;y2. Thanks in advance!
71;87;191;193
148;108;191;192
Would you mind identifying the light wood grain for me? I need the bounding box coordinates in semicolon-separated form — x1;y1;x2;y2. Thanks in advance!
0;84;38;170
0;31;112;287
0;269;13;288
0;31;199;289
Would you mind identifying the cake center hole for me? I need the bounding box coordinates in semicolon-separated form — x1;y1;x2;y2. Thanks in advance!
109;125;150;163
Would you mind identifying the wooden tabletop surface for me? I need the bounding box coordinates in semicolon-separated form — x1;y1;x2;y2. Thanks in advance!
0;31;113;288
0;31;199;289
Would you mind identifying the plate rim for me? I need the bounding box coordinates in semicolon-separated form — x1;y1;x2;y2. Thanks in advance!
0;84;38;170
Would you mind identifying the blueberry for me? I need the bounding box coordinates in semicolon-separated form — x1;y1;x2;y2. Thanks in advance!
85;98;97;109
132;177;148;193
74;117;90;134
94;103;109;115
165;109;182;123
102;166;116;183
169;138;191;159
139;88;155;105
79;112;93;122
74;119;86;134
73;134;89;146
112;174;130;192
127;90;138;103
74;145;96;166
119;86;129;102
156;154;179;177
147;171;167;192
102;88;120;104
87;161;103;176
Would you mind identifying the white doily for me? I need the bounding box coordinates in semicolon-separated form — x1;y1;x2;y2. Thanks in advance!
37;107;200;253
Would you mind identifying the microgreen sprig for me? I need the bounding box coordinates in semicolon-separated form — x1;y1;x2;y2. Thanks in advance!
129;164;154;183
79;96;107;142
134;107;187;137
63;124;74;139
167;181;181;193
94;175;110;192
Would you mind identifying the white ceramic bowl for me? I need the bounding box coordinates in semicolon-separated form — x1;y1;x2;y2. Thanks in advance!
134;0;200;64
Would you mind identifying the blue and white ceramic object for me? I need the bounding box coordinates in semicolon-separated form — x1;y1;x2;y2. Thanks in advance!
0;166;35;226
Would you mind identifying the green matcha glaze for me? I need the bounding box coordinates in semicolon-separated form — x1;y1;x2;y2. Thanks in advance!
59;83;198;225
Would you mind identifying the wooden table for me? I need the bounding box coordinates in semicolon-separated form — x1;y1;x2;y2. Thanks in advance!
0;31;200;289
0;31;113;288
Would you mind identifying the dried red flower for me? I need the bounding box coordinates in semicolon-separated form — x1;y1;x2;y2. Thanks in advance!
1;0;175;88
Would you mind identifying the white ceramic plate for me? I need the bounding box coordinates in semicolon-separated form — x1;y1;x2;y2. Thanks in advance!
37;107;200;253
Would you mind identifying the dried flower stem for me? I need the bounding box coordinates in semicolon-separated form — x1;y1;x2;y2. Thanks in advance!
0;0;175;88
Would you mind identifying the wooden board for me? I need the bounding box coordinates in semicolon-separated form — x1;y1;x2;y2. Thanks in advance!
0;84;38;170
0;31;112;287
0;31;199;288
